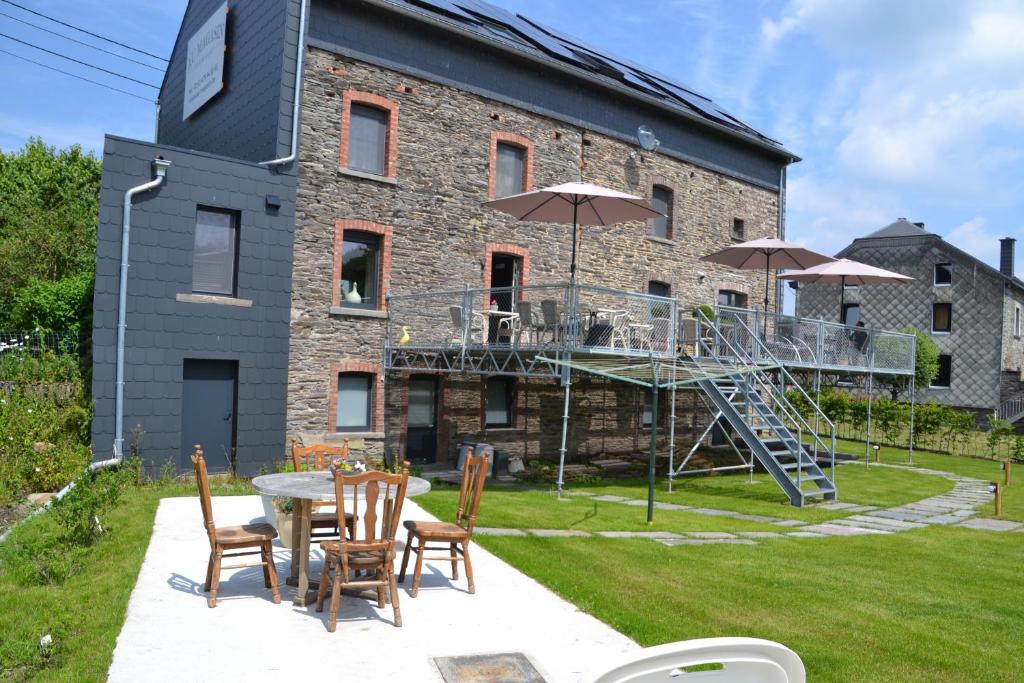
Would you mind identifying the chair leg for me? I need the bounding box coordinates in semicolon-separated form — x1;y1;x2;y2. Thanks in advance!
388;566;402;628
264;542;281;604
260;543;272;588
462;541;475;595
376;568;386;609
203;551;215;592
450;542;459;580
208;549;223;608
327;562;342;633
410;538;426;597
316;556;331;612
399;531;414;582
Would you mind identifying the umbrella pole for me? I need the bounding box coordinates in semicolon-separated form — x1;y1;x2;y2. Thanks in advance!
570;201;579;283
840;276;846;323
762;254;771;339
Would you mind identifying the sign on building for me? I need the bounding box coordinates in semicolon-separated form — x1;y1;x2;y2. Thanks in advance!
183;3;228;120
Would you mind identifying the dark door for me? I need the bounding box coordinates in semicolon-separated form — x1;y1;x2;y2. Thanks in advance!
181;359;238;473
406;376;438;464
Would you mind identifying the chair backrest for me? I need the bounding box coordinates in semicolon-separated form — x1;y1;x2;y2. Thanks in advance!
516;300;533;326
541;299;560;325
456;450;489;537
333;464;410;554
190;445;216;550
449;305;464;331
577;637;806;683
292;440;349;472
652;317;671;344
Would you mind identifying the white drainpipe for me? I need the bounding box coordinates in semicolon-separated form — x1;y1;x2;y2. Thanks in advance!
113;158;171;458
260;0;309;167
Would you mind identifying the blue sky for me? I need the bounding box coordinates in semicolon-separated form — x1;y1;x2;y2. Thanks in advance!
2;0;1023;288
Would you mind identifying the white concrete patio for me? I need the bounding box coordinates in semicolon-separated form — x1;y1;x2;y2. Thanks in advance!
108;494;637;682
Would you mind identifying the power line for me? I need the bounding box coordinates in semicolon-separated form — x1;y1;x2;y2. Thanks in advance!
0;0;167;62
0;10;164;72
0;47;153;102
0;32;159;89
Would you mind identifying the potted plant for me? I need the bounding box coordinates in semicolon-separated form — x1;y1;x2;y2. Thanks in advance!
273;497;294;549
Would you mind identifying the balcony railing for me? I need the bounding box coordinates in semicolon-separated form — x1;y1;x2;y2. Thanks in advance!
385;282;679;360
706;306;916;376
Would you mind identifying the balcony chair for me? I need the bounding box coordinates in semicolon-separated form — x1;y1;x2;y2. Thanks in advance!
516;300;542;345
449;305;484;345
577;637;805;683
650;317;672;353
191;445;280;608
610;311;632;351
399;449;489;597
316;464;410;631
539;299;567;344
291;441;357;542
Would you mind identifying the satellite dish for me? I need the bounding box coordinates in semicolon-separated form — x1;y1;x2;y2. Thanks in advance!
637;125;660;152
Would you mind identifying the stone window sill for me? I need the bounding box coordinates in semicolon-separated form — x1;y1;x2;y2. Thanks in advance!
176;293;253;308
928;386;951;390
338;167;398;185
646;235;675;246
329;306;388;319
484;426;518;433
327;431;384;440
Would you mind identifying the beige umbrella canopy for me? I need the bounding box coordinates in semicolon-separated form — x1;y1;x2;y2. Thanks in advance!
484;181;663;282
701;237;834;313
778;258;914;322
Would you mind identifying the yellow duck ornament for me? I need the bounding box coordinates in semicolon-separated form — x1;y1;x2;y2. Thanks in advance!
398;325;410;346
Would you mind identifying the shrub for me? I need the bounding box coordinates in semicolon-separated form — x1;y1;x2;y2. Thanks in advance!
7;273;93;335
51;461;137;548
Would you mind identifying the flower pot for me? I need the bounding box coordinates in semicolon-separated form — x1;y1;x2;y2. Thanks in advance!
260;495;278;527
275;512;293;549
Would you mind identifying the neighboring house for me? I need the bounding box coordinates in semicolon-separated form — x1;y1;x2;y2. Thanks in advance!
797;218;1024;422
90;0;798;474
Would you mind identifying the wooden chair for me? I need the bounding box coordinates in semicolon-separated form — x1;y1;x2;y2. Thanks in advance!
316;464;410;631
291;440;356;541
399;450;488;597
191;445;281;608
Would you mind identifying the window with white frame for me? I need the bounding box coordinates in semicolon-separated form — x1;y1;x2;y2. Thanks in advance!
336;372;373;431
934;263;952;286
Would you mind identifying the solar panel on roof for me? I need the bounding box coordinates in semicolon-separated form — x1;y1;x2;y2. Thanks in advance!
405;0;480;24
394;0;784;150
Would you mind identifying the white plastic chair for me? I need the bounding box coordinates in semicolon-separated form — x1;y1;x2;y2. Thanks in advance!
577;637;806;683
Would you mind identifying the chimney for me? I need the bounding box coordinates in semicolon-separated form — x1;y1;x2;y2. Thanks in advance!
913;222;925;229
1000;237;1016;277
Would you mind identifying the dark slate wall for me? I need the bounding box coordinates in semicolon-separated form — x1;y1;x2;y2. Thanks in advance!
309;0;787;190
157;0;302;164
91;136;296;475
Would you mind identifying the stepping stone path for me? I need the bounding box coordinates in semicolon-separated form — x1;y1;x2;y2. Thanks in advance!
473;463;1019;546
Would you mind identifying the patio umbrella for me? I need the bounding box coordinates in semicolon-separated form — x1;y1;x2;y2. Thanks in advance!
700;237;834;314
484;181;662;282
778;258;913;322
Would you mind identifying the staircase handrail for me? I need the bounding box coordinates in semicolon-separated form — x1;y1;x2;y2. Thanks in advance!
998;394;1024;422
699;308;836;462
695;311;812;461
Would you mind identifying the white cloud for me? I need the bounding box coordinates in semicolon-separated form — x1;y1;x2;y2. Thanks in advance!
943;215;1004;272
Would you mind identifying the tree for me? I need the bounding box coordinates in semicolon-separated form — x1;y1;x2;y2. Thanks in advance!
0;138;101;329
882;327;939;399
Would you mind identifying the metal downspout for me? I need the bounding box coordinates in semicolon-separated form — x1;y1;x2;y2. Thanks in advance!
113;158;171;458
260;0;309;167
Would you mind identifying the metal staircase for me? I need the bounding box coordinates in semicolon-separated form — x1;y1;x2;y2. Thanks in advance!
694;309;837;507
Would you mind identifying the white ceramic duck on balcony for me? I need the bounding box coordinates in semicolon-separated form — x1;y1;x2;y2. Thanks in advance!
345;282;362;304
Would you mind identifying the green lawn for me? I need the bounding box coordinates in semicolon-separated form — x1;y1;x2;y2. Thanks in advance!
0;480;249;680
417;461;954;531
830;438;1022;522
419;449;1024;681
478;528;1024;682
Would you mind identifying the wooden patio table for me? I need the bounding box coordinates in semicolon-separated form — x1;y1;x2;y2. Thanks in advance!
252;471;431;606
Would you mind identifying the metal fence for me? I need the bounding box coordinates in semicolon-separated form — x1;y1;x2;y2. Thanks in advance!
0;329;80;358
710;306;916;376
386;282;678;359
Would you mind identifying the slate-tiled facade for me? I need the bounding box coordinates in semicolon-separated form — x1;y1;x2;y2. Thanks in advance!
797;220;1024;417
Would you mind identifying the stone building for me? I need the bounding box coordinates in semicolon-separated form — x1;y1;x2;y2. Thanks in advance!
91;0;797;474
797;218;1024;421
